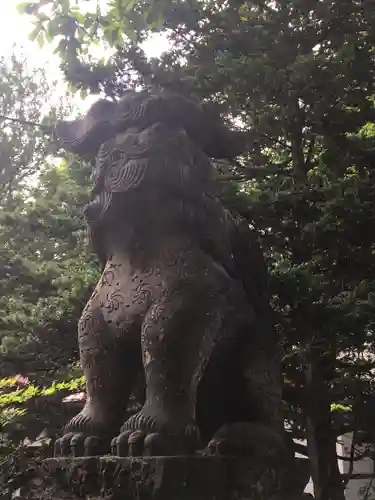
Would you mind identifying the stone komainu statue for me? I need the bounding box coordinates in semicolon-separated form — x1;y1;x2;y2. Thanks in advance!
53;90;284;458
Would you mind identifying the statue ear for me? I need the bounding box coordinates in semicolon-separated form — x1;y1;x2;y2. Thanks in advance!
53;99;117;158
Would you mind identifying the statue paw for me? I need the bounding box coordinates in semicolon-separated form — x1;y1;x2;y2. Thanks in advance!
111;410;199;456
54;412;117;457
54;432;111;457
205;422;287;459
111;430;169;456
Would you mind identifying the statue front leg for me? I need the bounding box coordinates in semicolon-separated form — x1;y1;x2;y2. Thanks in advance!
115;279;252;457
55;306;142;457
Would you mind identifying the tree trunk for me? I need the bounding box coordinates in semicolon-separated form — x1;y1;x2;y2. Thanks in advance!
305;348;345;500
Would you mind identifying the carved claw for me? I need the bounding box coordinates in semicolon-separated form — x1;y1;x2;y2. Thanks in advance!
84;436;107;456
70;432;86;457
206;437;230;456
128;430;146;456
111;430;167;457
144;433;166;456
54;432;74;457
54;432;110;457
111;430;132;456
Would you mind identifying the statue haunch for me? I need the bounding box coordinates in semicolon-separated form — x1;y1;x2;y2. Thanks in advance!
53;90;284;458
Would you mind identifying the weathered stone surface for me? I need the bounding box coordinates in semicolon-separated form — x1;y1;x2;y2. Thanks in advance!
42;90;304;500
52;90;284;458
35;455;298;500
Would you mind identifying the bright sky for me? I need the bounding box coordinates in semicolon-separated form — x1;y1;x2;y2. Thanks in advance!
0;1;169;113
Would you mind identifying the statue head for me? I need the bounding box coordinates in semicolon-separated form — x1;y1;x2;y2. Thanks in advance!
53;90;251;161
83;121;215;226
53;90;251;259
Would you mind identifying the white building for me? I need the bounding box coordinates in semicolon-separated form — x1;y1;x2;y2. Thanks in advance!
300;434;374;500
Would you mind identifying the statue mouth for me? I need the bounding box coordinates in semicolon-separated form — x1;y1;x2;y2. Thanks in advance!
53;99;118;158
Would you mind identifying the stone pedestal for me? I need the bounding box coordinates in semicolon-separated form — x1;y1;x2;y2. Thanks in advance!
30;454;307;500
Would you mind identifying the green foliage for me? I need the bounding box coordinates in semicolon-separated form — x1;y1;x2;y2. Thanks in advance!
0;53;100;465
0;52;67;196
12;1;375;497
0;376;85;428
0;157;100;443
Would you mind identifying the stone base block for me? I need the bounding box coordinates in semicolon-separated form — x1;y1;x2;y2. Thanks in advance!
34;455;299;500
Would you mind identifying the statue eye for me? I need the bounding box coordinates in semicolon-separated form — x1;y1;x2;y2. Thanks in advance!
110;150;121;162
